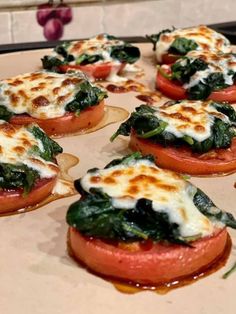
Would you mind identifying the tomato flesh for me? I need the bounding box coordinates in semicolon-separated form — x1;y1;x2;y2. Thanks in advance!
68;227;228;285
58;63;125;80
10;100;105;136
0;176;57;214
156;66;236;103
130;132;236;175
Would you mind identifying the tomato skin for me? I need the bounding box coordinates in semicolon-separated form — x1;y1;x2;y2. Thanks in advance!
156;67;187;100
0;176;57;214
10;100;105;136
161;53;180;64
68;227;228;285
58;63;125;80
129;132;236;175
156;66;236;103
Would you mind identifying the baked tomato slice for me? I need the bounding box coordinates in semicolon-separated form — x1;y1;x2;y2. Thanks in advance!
0;176;57;214
129;132;236;175
68;227;228;285
10;100;105;136
156;66;236;103
58;63;126;80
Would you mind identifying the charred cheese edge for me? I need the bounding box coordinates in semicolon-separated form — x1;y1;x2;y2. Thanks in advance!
0;71;92;119
156;25;231;63
180;51;236;89
80;159;220;238
153;100;230;142
0;122;58;178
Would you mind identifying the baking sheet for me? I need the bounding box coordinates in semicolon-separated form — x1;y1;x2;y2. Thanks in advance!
0;43;235;314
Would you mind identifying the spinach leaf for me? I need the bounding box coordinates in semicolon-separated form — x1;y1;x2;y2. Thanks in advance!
188;73;231;100
75;54;102;65
110;45;140;64
111;103;236;153
146;28;175;51
104;152;154;169
41;56;65;72
0;163;39;194
169;37;198;55
0;105;13;121
171;57;208;83
66;191;185;243
54;42;74;62
194;189;236;229
29;126;63;161
65;81;107;114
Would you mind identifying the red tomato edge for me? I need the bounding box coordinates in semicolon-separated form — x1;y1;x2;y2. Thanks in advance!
156;66;236;103
129;131;236;175
0;176;57;214
58;63;126;80
10;100;105;136
68;227;229;285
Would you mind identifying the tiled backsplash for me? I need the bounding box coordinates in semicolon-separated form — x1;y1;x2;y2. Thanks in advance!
0;0;235;44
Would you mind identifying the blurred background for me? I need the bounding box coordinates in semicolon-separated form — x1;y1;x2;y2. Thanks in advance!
0;0;235;44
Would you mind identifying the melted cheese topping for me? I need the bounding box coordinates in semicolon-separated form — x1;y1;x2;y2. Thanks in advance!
66;34;124;64
156;25;231;63
0;123;58;178
0;71;88;119
153;100;229;142
80;159;216;238
181;51;236;89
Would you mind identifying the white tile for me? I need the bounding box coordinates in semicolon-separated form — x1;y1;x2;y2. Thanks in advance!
62;6;104;40
12;5;104;43
103;0;181;36
0;12;12;44
179;0;236;28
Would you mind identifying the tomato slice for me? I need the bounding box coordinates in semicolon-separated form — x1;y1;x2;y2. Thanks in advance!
156;67;187;100
58;63;125;80
68;227;228;285
129;131;236;175
0;176;57;214
156;66;236;103
161;53;181;64
10;100;105;136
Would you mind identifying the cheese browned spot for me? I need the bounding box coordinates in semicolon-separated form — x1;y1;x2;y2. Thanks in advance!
80;159;216;238
153;100;230;142
155;25;231;62
0;71;89;119
0;122;59;179
182;51;236;89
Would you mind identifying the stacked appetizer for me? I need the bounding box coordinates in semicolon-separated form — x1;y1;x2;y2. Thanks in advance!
67;153;236;285
0;122;62;214
111;100;236;175
42;34;141;81
0;70;107;136
147;25;231;64
156;50;236;102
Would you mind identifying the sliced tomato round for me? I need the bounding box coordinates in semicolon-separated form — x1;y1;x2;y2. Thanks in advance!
58;63;125;80
68;227;228;285
129;131;236;175
156;66;236;103
0;176;57;214
10;100;105;136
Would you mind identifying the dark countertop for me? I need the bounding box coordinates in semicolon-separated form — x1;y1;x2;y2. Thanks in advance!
0;21;236;54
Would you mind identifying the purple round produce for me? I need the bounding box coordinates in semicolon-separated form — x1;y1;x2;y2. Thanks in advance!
55;4;73;25
36;3;55;26
43;18;64;40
